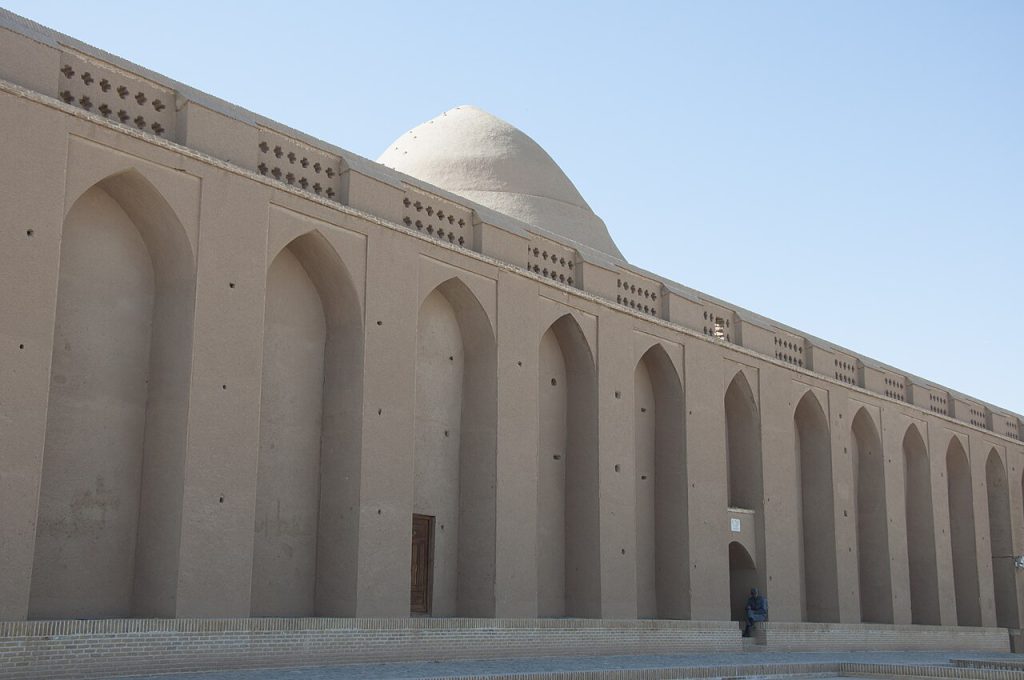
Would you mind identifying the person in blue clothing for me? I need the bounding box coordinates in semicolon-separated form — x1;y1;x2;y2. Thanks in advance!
743;588;768;637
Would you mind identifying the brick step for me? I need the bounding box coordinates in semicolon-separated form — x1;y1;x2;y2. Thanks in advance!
284;663;1022;680
952;659;1024;672
839;662;1024;680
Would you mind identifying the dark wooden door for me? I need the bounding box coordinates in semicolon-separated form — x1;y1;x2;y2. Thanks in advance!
410;514;433;614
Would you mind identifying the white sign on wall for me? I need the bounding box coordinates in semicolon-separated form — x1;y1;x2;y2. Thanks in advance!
730;518;741;533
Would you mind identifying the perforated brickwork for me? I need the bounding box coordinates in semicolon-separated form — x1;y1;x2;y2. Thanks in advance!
256;129;343;201
616;276;659;317
526;238;576;287
58;53;176;140
401;187;474;249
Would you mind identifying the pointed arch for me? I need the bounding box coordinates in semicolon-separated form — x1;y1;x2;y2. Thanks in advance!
851;407;892;623
634;343;688;619
30;170;196;619
728;542;758;622
724;370;766;610
537;313;599;618
903;424;940;624
946;437;981;626
252;231;364;617
725;371;761;510
412;276;496;616
986;448;1019;628
794;391;839;622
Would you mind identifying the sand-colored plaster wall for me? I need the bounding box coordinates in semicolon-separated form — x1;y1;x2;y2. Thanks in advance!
30;185;155;619
251;246;326;617
0;78;1023;629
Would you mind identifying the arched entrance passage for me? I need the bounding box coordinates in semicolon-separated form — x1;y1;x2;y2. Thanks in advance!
794;391;839;623
252;232;364;617
634;344;687;619
851;407;892;623
537;314;599;618
729;542;758;621
30;172;195;620
946;438;980;626
903;425;940;625
986;449;1020;628
412;278;496;617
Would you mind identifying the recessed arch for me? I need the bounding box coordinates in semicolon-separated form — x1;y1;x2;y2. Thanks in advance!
725;371;761;511
728;541;758;622
794;390;839;622
946;437;981;626
412;276;496;617
724;370;766;605
537;313;599;618
986;448;1019;628
903;424;940;625
30;170;196;619
634;343;688;619
851;407;892;623
252;231;364;617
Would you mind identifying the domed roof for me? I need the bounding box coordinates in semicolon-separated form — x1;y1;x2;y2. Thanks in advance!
378;106;623;259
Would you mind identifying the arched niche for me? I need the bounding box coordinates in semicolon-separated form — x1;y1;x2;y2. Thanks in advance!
946;437;980;626
537;313;599;618
728;541;758;622
724;370;766;607
903;424;940;625
634;343;687;619
986;449;1019;628
725;371;762;511
851;407;893;623
251;231;364;617
794;391;839;623
412;277;496;617
30;170;196;619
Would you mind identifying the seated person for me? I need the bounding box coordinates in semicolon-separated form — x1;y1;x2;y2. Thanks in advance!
743;587;768;637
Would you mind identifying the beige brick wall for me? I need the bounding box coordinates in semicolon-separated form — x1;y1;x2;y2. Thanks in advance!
758;621;1009;652
0;618;741;680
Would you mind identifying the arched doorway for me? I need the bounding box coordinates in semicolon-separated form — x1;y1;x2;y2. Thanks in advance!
729;542;758;621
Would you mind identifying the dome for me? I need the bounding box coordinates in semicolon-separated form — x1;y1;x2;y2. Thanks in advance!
378;106;623;259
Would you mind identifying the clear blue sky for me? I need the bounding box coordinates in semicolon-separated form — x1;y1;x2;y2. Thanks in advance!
8;1;1022;414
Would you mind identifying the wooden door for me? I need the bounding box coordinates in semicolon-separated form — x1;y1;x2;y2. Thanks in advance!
410;514;433;614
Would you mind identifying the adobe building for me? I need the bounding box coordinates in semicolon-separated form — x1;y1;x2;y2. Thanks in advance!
1;9;1022;640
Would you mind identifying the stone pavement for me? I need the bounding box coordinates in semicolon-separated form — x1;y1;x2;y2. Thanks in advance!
113;650;1022;680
